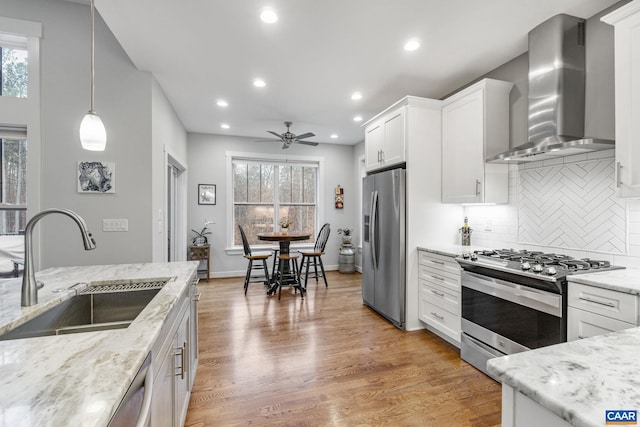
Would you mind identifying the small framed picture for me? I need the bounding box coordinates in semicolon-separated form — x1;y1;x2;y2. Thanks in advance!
198;184;216;205
78;161;115;193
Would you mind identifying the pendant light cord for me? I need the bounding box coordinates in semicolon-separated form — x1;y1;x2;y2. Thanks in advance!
90;0;96;113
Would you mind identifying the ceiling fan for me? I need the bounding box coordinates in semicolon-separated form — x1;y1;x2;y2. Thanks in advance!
258;121;319;149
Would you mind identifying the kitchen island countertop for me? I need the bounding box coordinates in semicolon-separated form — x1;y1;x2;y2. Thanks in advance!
0;261;198;427
488;267;640;427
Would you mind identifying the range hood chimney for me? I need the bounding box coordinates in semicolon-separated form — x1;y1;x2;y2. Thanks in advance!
487;14;614;163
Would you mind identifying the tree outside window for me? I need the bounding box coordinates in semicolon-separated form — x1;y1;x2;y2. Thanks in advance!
0;138;27;235
232;159;317;246
0;46;28;98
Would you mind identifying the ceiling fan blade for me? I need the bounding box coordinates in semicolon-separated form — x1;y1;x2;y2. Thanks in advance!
294;132;315;140
255;139;280;143
296;140;319;146
267;131;283;139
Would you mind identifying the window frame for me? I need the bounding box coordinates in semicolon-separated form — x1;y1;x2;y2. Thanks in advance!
225;151;325;254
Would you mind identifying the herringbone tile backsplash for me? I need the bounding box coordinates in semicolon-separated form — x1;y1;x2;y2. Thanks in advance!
518;158;626;254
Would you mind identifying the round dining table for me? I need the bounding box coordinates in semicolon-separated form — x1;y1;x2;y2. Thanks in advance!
256;231;311;254
257;231;311;295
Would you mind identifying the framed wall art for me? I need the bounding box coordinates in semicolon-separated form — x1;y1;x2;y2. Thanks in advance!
77;161;115;193
198;184;216;205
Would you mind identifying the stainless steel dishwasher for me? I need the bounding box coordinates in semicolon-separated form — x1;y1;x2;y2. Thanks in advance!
108;352;153;427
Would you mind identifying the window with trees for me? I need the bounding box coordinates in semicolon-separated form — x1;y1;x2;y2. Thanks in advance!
0;136;27;235
232;158;318;246
0;40;28;98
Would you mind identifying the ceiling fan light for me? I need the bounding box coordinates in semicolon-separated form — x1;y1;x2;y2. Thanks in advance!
80;111;107;151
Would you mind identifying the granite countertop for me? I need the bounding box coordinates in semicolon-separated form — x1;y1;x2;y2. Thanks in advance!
0;261;198;427
487;327;640;427
567;268;640;295
417;244;487;258
488;268;640;427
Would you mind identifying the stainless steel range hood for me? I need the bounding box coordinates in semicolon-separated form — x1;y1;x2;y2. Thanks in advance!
487;14;614;164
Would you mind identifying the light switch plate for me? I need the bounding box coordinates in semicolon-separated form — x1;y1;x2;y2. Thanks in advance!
103;219;128;232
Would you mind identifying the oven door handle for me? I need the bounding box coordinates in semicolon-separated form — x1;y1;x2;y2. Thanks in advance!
462;271;562;317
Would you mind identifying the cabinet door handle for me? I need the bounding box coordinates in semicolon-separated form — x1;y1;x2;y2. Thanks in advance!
475;179;481;196
193;292;202;302
175;342;187;379
431;289;445;297
578;296;616;308
430;312;444;321
616;162;623;188
430;260;445;265
430;274;444;281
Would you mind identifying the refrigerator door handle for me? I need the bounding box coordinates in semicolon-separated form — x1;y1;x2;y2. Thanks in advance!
370;190;379;270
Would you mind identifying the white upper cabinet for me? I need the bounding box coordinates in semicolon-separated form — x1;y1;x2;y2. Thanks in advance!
364;104;406;171
602;0;640;198
441;78;513;203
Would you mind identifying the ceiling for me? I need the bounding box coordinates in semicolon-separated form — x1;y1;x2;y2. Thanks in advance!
93;0;620;146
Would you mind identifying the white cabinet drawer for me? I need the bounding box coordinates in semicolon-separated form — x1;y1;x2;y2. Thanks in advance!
418;251;460;276
420;280;460;315
419;298;460;342
567;306;636;341
568;282;638;324
419;264;460;293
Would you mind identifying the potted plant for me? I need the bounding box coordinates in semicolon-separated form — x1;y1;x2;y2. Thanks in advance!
279;218;293;234
337;227;353;245
191;222;212;245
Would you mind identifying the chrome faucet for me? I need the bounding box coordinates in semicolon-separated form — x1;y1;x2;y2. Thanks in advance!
21;208;96;307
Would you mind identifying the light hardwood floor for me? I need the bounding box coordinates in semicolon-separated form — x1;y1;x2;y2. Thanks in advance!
185;271;501;427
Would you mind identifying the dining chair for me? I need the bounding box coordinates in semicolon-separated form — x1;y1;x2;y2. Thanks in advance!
238;225;271;295
274;251;304;300
299;223;330;288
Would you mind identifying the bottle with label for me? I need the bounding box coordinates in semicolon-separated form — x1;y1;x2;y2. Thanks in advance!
459;217;472;246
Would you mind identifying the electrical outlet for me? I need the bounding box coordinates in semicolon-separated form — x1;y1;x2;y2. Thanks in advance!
484;218;493;232
103;219;129;232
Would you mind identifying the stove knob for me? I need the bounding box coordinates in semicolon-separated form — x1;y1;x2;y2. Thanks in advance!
462;253;470;259
521;261;531;271
544;266;557;276
532;264;544;273
470;253;478;261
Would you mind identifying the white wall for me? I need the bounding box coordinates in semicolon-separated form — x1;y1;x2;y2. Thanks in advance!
1;0;183;268
187;133;357;277
151;78;188;262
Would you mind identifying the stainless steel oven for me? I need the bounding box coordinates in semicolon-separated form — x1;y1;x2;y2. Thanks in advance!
457;249;623;380
460;270;563;379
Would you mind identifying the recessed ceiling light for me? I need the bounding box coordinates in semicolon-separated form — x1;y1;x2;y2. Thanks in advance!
330;134;338;139
221;123;230;129
253;78;266;88
404;38;421;51
353;115;363;122
351;92;362;101
260;8;278;24
216;99;228;107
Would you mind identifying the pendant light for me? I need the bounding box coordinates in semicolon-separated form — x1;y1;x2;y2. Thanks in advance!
79;0;106;151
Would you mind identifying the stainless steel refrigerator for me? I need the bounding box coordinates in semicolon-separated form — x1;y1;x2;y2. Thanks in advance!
362;167;406;329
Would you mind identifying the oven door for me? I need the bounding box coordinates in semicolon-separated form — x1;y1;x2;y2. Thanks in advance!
461;270;564;351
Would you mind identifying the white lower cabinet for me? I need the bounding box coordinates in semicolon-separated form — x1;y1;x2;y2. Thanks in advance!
150;276;199;426
567;281;639;341
418;250;461;346
502;384;571;427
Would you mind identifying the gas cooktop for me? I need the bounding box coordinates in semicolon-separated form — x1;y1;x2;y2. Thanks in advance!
457;248;624;283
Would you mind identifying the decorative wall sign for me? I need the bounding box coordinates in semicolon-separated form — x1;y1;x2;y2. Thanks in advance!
198;184;216;205
77;161;115;193
335;185;344;209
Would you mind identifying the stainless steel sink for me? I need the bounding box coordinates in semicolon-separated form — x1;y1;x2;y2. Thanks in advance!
0;289;161;341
